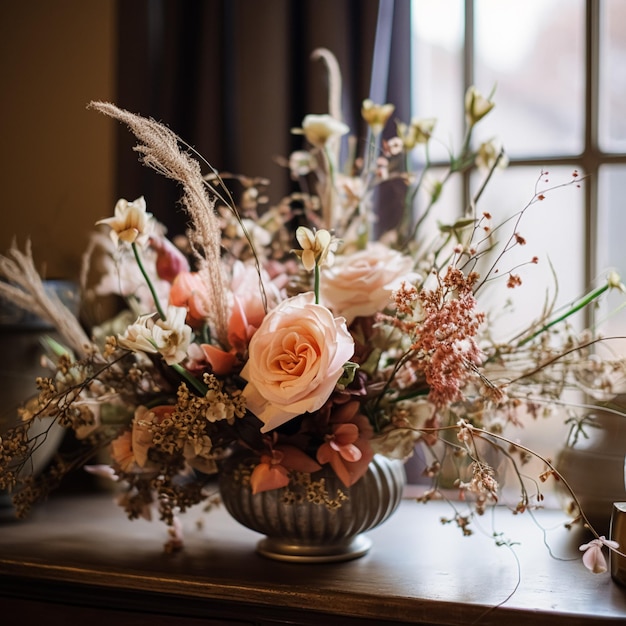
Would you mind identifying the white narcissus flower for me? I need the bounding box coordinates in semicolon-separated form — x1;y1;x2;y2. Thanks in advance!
608;270;626;292
240;292;354;433
294;114;350;149
293;227;337;271
361;99;395;136
97;196;154;246
396;117;436;150
475;139;508;171
118;304;191;365
288;150;318;177
464;86;495;126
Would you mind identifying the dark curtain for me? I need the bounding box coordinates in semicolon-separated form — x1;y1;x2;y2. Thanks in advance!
114;0;411;237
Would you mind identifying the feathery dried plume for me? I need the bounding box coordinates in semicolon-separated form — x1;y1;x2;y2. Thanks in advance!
0;241;93;357
88;101;230;346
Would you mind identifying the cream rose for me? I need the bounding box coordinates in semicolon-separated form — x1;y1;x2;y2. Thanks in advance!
240;292;354;433
320;242;417;324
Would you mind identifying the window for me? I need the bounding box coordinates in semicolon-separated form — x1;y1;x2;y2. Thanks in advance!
409;0;626;489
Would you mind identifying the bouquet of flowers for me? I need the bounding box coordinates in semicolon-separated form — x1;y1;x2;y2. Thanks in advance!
1;49;625;571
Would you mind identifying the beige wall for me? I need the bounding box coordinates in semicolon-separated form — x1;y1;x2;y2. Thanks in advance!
0;0;116;280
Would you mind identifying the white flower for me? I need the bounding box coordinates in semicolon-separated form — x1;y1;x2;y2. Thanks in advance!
293;227;337;271
361;99;395;136
608;270;625;292
288;150;318;177
475;139;508;171
396;117;436;149
465;86;495;126
118;304;191;365
293;114;350;149
97;196;154;246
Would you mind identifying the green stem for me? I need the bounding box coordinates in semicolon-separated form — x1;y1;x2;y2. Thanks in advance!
132;242;166;320
171;363;208;396
314;263;320;304
518;283;609;347
322;146;336;232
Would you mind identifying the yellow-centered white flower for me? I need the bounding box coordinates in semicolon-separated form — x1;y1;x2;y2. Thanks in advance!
608;270;625;292
464;86;495;126
361;99;395;136
97;196;154;246
118;304;191;365
475;139;508;171
396;117;436;150
294;227;337;271
293;114;350;149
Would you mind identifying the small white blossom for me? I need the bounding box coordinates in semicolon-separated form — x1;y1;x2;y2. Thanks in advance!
293;227;338;271
465;86;495;126
97;196;154;246
118;305;191;365
293;114;350;149
361;99;395;136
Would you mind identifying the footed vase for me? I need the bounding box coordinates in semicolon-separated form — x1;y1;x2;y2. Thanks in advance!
218;451;406;563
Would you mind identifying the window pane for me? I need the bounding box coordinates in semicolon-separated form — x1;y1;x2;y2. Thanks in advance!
599;0;626;152
472;166;585;341
410;0;464;162
597;164;626;352
474;0;584;157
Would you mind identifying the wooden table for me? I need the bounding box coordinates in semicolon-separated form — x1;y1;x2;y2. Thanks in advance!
1;492;625;625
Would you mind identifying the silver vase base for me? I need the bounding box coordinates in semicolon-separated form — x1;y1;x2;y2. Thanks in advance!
256;534;372;563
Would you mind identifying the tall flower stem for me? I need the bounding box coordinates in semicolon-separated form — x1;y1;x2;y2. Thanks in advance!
518;282;611;347
171;363;208;396
314;263;321;304
322;146;336;232
132;242;166;320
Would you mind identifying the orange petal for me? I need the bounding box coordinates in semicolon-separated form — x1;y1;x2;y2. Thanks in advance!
227;297;251;350
277;445;322;473
329;453;354;488
200;344;237;376
250;462;290;494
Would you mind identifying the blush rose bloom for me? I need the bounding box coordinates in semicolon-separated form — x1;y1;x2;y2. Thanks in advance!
240;292;354;433
320;242;417;324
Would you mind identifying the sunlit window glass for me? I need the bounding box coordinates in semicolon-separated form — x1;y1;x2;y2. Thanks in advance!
471;165;585;340
597;164;626;353
599;0;626;152
474;0;584;157
410;0;464;163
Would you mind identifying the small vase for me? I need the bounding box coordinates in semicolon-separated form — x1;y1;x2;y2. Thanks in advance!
555;409;626;535
0;280;78;518
218;451;406;563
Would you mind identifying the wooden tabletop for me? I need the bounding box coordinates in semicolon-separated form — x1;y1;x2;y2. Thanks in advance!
1;491;625;625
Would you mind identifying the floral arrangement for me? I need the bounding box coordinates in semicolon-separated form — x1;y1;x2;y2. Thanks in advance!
1;50;625;572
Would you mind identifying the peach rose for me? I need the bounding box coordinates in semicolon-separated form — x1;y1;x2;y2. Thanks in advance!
320;242;416;324
240;292;354;433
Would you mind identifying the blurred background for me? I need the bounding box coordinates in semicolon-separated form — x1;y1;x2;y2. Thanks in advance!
0;0;405;279
1;0;625;492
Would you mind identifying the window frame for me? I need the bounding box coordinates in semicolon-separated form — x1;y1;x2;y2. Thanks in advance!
445;0;626;327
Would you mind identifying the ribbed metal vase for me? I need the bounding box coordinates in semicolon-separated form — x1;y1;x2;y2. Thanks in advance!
218;451;406;562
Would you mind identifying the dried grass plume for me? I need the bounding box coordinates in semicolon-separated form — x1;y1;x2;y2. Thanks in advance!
88;101;230;345
0;241;93;357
